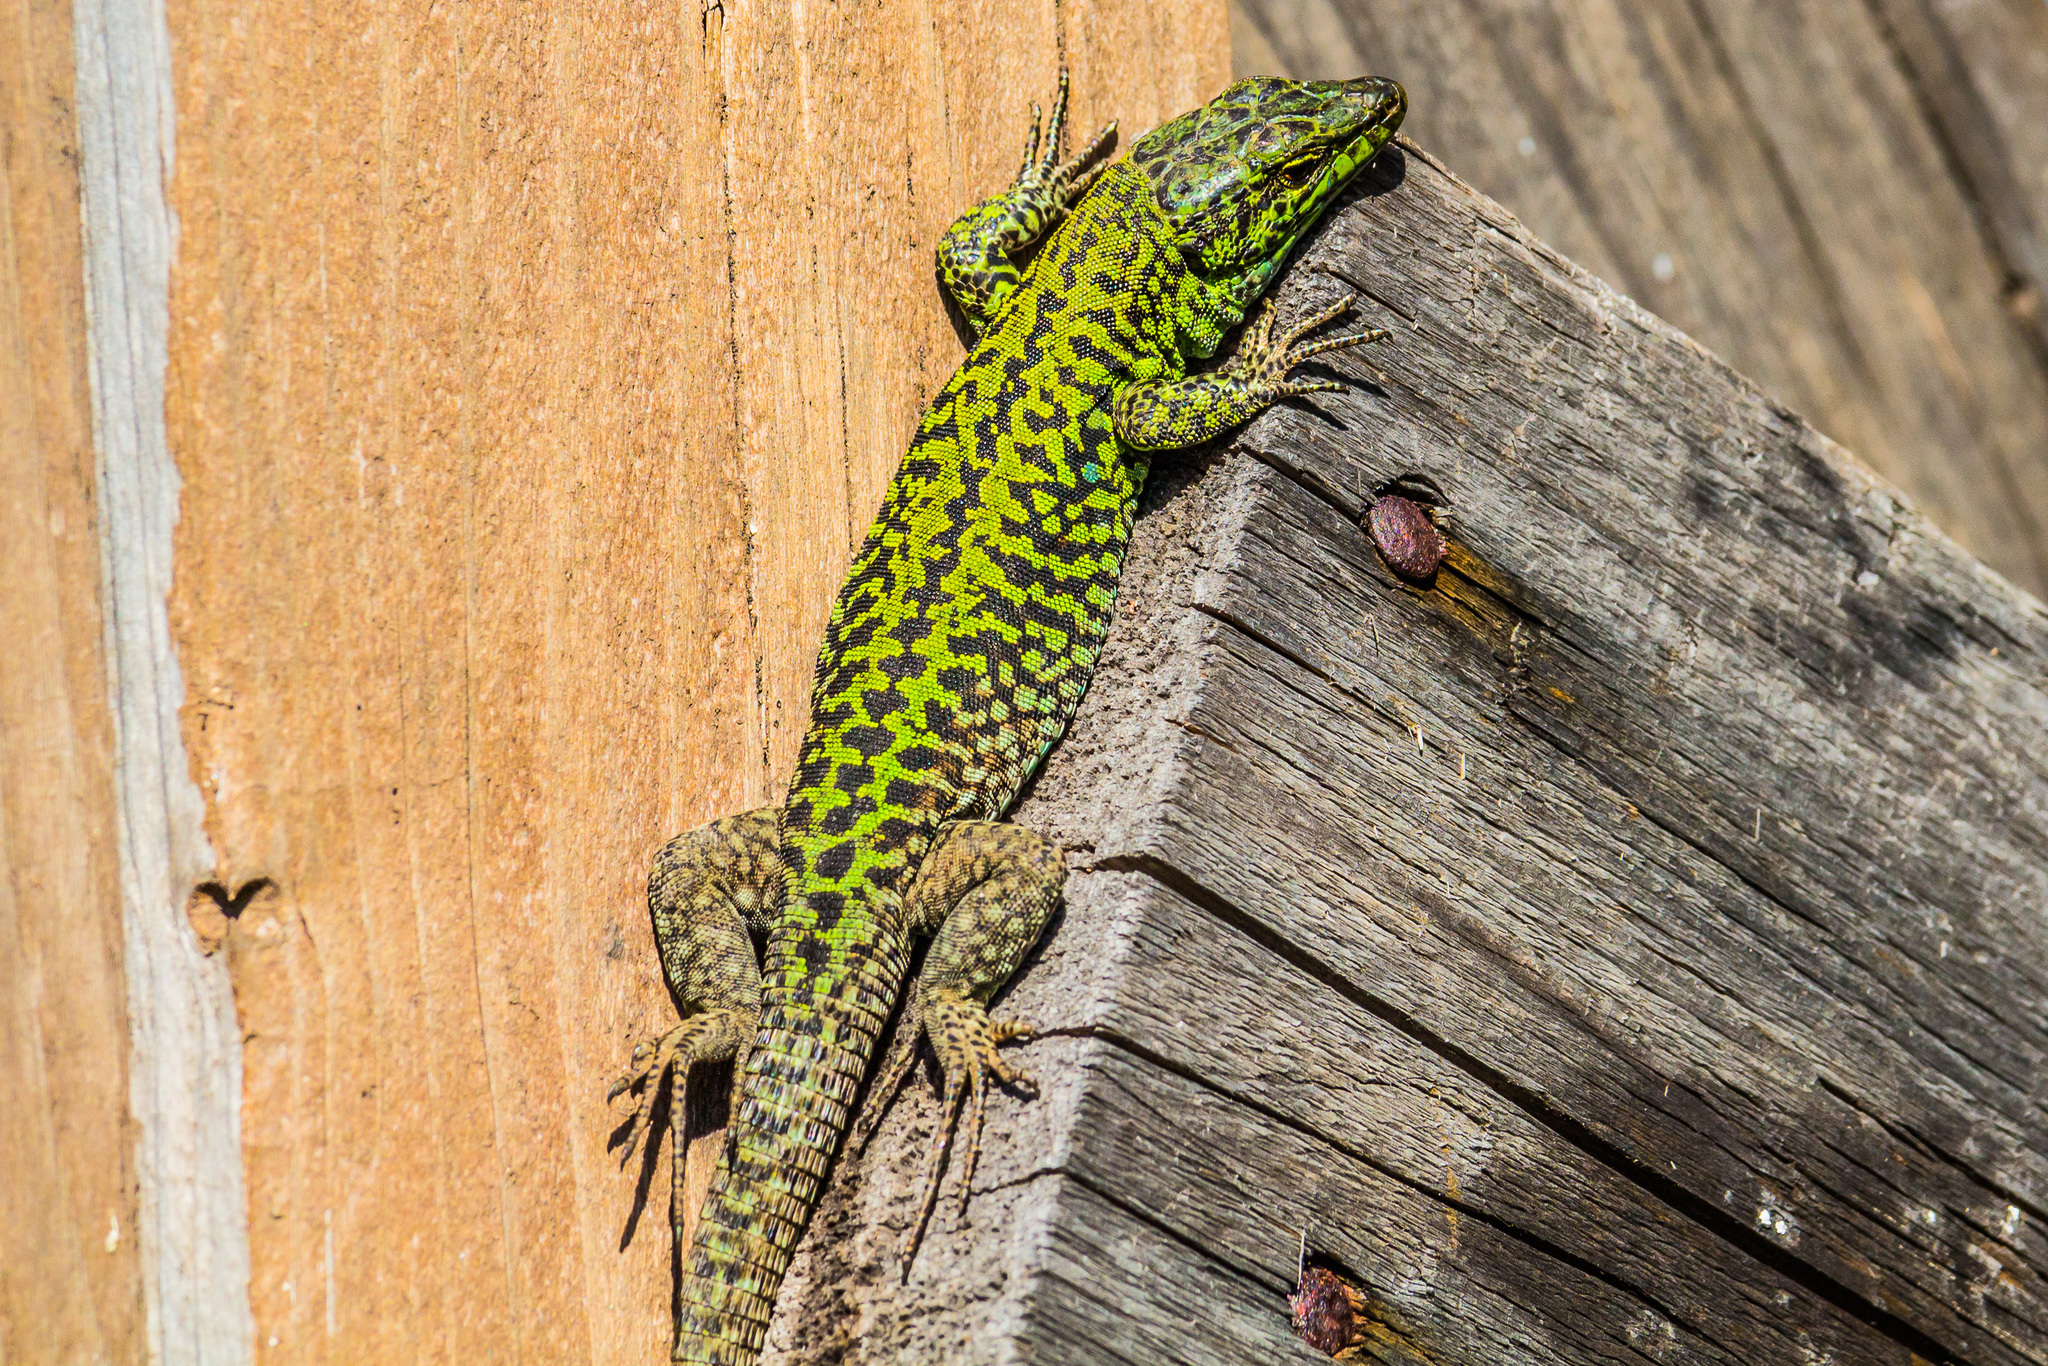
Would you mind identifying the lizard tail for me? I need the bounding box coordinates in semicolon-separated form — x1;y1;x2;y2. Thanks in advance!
671;924;907;1364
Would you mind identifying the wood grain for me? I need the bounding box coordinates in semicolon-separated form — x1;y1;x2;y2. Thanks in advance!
1233;0;2048;599
153;1;1228;1359
38;1;2046;1357
0;0;146;1356
1861;0;2048;355
799;143;2048;1362
1207;149;2048;1360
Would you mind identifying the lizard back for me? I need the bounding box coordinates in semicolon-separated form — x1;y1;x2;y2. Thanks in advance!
672;162;1217;1359
659;73;1408;1362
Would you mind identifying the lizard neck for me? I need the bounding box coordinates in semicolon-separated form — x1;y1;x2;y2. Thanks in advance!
1015;159;1244;366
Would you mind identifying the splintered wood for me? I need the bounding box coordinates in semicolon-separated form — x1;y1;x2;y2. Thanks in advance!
819;142;2048;1363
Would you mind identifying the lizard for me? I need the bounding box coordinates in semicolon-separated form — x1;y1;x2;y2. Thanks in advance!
610;68;1407;1365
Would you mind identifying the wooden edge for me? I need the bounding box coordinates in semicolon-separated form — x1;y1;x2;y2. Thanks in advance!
70;0;254;1354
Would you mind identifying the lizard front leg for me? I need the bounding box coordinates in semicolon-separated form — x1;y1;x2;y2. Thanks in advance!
609;808;780;1163
1113;293;1386;450
937;69;1117;336
859;820;1064;1269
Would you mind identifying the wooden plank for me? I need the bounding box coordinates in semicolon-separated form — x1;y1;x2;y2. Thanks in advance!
1184;145;2045;1363
1046;870;1925;1366
1861;0;2048;356
779;142;2048;1362
1230;0;2048;598
0;0;146;1355
147;0;1229;1358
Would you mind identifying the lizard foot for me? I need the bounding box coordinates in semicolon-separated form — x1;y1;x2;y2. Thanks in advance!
606;1007;753;1165
900;989;1036;1274
1234;292;1387;401
1013;67;1118;222
935;67;1116;331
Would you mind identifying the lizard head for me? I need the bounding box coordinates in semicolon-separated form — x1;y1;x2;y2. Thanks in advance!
1131;75;1405;313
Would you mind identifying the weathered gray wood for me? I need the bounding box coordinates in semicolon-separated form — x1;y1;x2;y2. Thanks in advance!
755;141;2048;1365
70;0;253;1352
1232;0;2048;600
1861;0;2048;357
1052;870;1925;1366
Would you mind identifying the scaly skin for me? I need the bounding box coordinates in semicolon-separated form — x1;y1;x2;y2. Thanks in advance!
612;71;1406;1364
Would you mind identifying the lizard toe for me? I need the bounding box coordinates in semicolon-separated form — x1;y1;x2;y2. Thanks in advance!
899;992;1039;1273
607;1009;753;1165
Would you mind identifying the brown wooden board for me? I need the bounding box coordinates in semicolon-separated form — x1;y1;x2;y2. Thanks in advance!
142;0;1229;1359
781;141;2048;1363
1231;0;2048;601
0;0;146;1355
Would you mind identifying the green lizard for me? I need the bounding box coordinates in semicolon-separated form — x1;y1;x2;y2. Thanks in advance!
612;69;1406;1364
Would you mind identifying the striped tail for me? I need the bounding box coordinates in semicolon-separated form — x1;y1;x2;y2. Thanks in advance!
672;927;907;1364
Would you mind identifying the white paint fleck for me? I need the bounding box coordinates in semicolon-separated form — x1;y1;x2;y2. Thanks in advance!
1651;253;1676;283
1999;1205;2023;1239
1856;570;1879;587
105;1213;121;1252
1756;1201;1801;1244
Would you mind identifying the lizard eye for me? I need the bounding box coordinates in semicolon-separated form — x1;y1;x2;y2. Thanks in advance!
1277;155;1322;190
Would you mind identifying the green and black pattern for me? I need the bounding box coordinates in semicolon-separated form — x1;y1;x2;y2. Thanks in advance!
613;72;1406;1365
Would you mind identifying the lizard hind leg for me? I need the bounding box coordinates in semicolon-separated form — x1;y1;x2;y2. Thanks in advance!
608;808;782;1166
891;820;1065;1273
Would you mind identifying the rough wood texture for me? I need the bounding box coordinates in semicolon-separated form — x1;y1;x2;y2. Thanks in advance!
1863;0;2048;355
26;0;2046;1358
0;0;146;1356
151;1;1228;1359
1232;0;2048;601
772;142;2048;1363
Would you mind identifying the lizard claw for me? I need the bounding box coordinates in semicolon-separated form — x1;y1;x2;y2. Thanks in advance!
1019;101;1043;176
606;1028;681;1165
606;1009;752;1167
1013;67;1117;216
1236;295;1385;401
899;992;1037;1276
850;1008;925;1158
